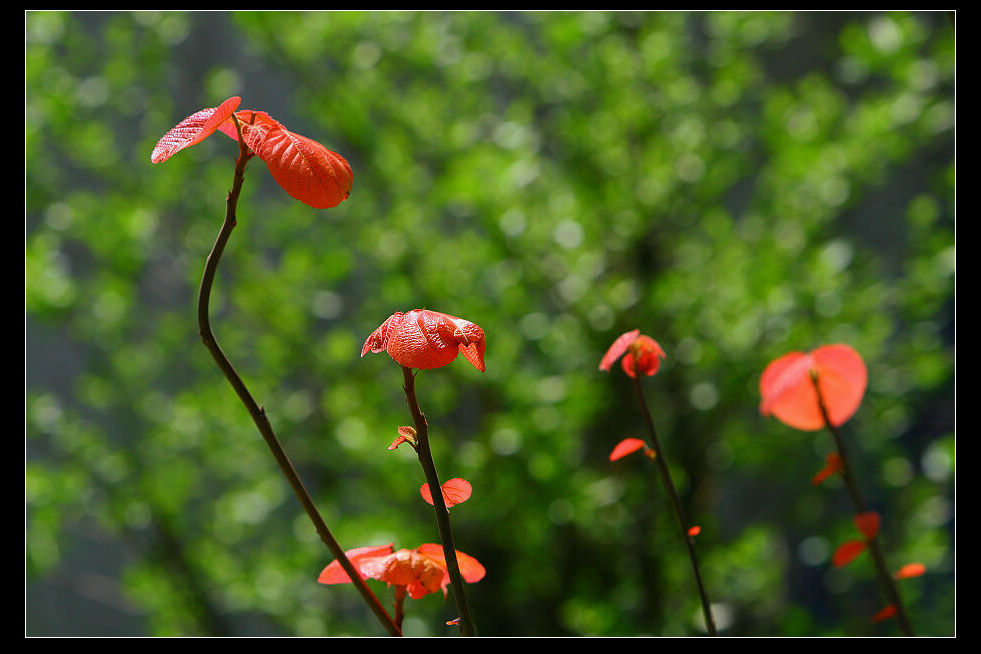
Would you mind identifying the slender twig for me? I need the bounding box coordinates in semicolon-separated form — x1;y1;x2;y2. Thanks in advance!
630;375;717;636
810;372;914;636
195;117;402;637
401;366;477;636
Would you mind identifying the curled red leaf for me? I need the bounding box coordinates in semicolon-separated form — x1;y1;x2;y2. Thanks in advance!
362;309;486;372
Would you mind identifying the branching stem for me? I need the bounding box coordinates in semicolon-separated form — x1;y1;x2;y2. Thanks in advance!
195;119;402;636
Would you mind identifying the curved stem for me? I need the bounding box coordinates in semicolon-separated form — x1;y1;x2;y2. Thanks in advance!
195;125;402;637
810;373;914;636
401;366;477;636
631;375;717;636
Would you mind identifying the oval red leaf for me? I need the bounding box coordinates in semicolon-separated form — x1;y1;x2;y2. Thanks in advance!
832;539;867;567
252;124;353;209
894;562;926;580
609;437;647;461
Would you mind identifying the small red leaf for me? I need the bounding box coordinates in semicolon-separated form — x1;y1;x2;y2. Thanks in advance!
832;540;867;567
854;511;881;541
871;604;897;623
894;562;926;580
688;525;701;537
609;438;647;462
389;426;417;450
420;478;473;508
811;452;843;485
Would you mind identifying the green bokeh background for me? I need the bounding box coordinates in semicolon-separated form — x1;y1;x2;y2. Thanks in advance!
26;11;955;637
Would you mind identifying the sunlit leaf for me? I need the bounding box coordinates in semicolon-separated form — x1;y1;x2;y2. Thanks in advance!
150;96;241;164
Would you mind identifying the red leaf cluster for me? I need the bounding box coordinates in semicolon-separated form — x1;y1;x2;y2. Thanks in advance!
599;330;666;378
151;96;353;209
318;543;485;600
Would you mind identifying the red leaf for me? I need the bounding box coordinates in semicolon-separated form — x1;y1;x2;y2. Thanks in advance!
832;540;867;567
599;330;640;372
250;123;353;209
811;452;843;485
151;96;242;164
417;543;486;584
894;563;926;580
871;604;897;623
317;543;394;585
420;478;472;508
609;438;647;462
688;525;701;537
854;511;881;541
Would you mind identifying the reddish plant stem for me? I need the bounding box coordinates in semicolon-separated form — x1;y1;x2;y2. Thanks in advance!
810;373;914;636
196;119;402;637
401;366;477;636
630;375;717;636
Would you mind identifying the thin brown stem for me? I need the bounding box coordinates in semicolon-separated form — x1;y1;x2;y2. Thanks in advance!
195;120;402;636
810;373;914;636
630;375;717;636
401;366;477;636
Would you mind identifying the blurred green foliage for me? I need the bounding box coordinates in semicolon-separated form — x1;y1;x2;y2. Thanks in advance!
26;11;954;636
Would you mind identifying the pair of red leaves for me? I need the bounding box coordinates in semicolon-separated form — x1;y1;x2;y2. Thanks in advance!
759;344;868;431
151;96;353;209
